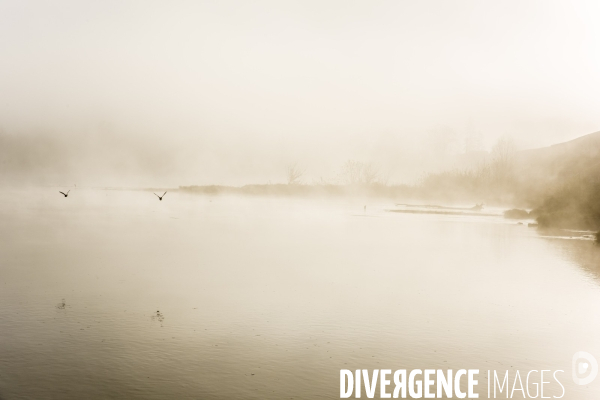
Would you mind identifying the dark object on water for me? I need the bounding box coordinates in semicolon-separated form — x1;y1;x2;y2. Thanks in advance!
470;203;484;211
504;209;530;219
151;310;164;324
154;191;167;201
59;190;70;198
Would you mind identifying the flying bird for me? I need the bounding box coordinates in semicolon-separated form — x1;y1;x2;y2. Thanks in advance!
154;191;167;201
59;190;70;198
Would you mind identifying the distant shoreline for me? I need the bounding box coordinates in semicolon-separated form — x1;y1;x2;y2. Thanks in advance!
176;183;414;199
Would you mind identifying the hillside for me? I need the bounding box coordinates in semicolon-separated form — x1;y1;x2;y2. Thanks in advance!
515;131;600;199
517;131;600;230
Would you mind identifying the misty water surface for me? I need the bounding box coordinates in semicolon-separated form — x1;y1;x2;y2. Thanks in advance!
1;189;600;399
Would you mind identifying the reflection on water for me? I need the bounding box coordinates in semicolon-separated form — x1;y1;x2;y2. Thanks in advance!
1;189;600;399
56;299;67;310
549;237;600;280
151;310;165;326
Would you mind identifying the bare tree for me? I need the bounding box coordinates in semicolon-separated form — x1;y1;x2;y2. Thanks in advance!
491;136;517;182
339;160;363;185
362;163;381;185
339;160;381;185
286;164;304;185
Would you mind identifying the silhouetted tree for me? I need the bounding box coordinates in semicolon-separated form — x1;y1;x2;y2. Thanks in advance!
491;136;517;182
338;160;381;185
286;164;304;185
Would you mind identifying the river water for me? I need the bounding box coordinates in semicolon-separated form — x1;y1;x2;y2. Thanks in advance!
1;189;600;399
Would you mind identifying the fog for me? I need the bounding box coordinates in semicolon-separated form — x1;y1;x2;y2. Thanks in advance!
4;4;600;398
3;0;600;187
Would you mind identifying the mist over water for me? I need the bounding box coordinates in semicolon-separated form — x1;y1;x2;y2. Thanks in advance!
1;189;600;399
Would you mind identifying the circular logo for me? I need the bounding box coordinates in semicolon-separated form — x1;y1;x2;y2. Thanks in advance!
572;351;598;385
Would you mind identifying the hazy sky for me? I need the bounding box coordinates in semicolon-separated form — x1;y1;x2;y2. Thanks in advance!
2;0;600;186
